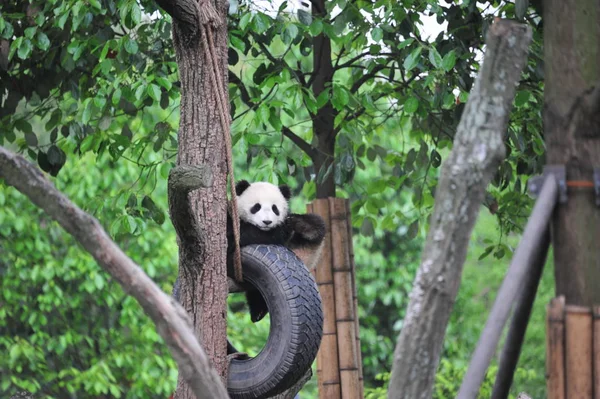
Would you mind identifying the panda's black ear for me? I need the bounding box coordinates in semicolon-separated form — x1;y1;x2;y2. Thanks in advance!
235;180;251;196
279;184;291;200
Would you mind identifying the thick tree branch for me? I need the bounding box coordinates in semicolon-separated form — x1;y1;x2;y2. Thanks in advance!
0;146;229;399
282;126;318;159
168;164;213;249
388;20;532;399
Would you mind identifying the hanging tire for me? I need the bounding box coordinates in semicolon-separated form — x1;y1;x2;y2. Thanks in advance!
227;244;323;399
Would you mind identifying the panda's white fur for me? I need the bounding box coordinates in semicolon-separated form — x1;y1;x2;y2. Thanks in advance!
236;182;289;231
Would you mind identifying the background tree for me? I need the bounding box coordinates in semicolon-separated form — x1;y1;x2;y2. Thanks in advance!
543;0;600;306
0;0;551;397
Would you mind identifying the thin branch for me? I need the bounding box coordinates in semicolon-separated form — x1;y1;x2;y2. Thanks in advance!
229;72;317;159
336;51;393;70
0;146;229;399
349;64;386;94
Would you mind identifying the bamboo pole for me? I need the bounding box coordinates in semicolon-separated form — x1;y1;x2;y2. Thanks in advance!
329;198;360;399
312;199;341;398
565;305;593;399
546;296;565;399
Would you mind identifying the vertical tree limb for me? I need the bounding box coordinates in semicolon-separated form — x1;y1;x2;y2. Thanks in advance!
0;146;229;399
544;0;600;306
387;20;532;399
155;0;231;393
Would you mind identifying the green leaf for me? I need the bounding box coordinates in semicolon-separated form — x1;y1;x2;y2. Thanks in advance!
332;85;350;110
36;32;50;51
442;50;457;72
24;132;38;147
297;9;312;25
514;90;531;107
94;96;106;109
515;0;529;20
403;47;422;72
371;27;383;42
8;37;22;61
360;218;374;236
428;47;442;68
239;13;252;30
282;24;299;45
147;83;161;102
98;116;112;131
309;19;323;36
15;119;33;134
80;135;95;153
82;99;93;124
155;77;172;91
1;21;14;40
135;84;146;101
130;3;142;25
404;97;419;114
257;106;270;124
124;37;138;54
17;39;33;60
253;13;270;34
406;220;419;239
142;196;165;225
24;27;36;39
112;88;122;105
47;145;65;166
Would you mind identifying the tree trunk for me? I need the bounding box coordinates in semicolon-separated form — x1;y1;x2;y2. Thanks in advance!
387;20;532;399
544;0;600;306
157;0;231;395
312;0;336;199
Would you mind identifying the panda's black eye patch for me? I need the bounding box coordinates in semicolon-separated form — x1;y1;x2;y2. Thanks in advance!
272;205;280;216
250;204;261;214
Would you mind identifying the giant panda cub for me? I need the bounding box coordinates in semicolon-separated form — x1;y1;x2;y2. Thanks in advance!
227;180;326;322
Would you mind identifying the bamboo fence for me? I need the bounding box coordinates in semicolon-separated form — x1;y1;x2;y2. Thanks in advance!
308;198;364;398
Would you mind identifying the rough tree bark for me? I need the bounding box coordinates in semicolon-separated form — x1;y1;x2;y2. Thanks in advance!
0;147;229;398
312;0;336;199
544;0;600;306
154;0;231;396
387;20;532;398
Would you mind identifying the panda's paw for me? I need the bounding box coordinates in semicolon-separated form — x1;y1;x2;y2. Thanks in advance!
287;214;326;244
246;289;268;323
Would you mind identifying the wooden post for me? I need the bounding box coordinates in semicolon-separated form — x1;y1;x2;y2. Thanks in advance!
546;296;565;399
310;198;364;398
345;201;365;398
565;305;593;398
310;200;341;398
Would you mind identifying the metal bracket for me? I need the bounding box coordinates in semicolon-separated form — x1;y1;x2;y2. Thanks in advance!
594;168;600;206
528;165;567;203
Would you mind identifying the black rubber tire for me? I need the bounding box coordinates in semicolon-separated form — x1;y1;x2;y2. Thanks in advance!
228;244;323;399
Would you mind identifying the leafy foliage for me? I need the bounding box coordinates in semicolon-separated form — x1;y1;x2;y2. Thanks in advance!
0;155;178;397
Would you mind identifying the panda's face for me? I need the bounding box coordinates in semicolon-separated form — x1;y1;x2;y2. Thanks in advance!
236;181;291;231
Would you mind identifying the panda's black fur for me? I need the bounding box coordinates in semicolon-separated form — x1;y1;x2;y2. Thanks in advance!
227;180;326;323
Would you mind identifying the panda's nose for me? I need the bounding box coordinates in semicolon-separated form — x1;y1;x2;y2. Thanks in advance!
263;220;272;226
